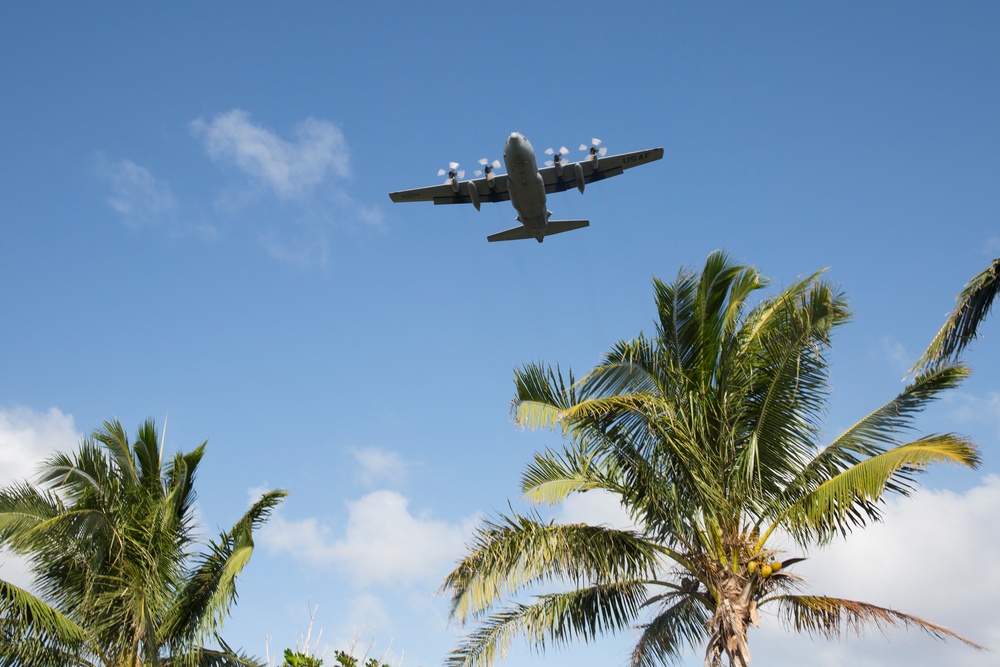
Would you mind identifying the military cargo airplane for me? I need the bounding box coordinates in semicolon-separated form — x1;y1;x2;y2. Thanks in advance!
388;132;664;243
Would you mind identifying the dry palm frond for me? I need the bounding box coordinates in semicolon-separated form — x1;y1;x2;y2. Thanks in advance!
765;595;986;650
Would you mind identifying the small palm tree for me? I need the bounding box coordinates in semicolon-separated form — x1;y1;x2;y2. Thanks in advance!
0;417;286;667
913;257;999;371
441;252;984;667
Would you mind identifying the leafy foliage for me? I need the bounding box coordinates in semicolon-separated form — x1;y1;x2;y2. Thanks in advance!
441;252;983;667
283;648;323;667
332;650;392;667
0;418;286;667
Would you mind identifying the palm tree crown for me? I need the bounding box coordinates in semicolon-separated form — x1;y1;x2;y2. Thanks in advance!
441;252;983;667
0;417;286;667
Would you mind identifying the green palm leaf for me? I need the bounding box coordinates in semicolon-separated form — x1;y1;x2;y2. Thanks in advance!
915;258;999;371
0;578;97;667
443;514;665;623
779;435;979;545
447;582;650;667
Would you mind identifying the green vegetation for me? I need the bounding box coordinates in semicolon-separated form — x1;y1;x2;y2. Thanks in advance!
282;649;323;667
278;647;394;667
0;418;286;667
442;251;984;667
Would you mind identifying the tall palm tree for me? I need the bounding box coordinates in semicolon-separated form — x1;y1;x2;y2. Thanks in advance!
0;417;286;667
913;257;999;372
441;252;984;667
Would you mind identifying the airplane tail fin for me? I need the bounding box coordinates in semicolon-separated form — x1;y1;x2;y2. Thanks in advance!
487;219;589;243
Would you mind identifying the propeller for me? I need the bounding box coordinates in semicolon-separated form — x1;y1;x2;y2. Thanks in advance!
579;138;608;160
437;162;465;182
474;158;501;177
544;146;570;168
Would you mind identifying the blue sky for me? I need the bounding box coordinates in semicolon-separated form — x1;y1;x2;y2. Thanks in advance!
1;2;998;666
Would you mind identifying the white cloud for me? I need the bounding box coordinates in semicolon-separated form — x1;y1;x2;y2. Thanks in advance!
0;405;79;486
192;109;349;200
99;157;177;226
351;447;409;487
260;490;477;587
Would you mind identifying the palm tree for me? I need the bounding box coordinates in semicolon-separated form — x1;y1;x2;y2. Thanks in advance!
0;417;286;667
913;257;999;372
441;252;984;667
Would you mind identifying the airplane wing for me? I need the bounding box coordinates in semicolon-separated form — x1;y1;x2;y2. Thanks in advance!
389;174;511;206
539;147;664;194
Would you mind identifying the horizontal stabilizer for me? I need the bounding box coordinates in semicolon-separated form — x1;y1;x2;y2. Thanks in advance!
487;219;590;243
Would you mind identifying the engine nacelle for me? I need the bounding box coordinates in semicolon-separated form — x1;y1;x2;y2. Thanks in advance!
574;162;585;194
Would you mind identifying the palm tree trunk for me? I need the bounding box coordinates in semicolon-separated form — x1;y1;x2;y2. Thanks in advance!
705;575;757;667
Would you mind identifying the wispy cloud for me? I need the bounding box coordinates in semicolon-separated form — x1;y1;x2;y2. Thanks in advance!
98;156;177;227
259;231;331;268
873;335;912;376
350;447;410;487
946;390;1000;437
96;110;382;267
191;109;348;200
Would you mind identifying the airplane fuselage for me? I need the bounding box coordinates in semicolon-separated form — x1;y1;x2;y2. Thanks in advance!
503;132;549;231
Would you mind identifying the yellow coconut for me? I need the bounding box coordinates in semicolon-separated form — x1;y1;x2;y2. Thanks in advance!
771;561;783;573
759;563;773;578
747;561;759;575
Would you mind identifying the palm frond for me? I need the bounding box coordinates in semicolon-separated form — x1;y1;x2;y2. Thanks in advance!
161;490;286;650
0;578;96;667
914;258;1000;371
779;435;979;545
630;595;710;667
519;446;611;505
92;419;139;486
442;514;665;624
738;279;848;496
163;635;265;667
780;363;969;511
764;594;985;650
446;582;649;667
512;363;578;431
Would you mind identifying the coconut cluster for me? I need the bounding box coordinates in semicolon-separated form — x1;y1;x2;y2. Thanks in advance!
746;559;782;578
